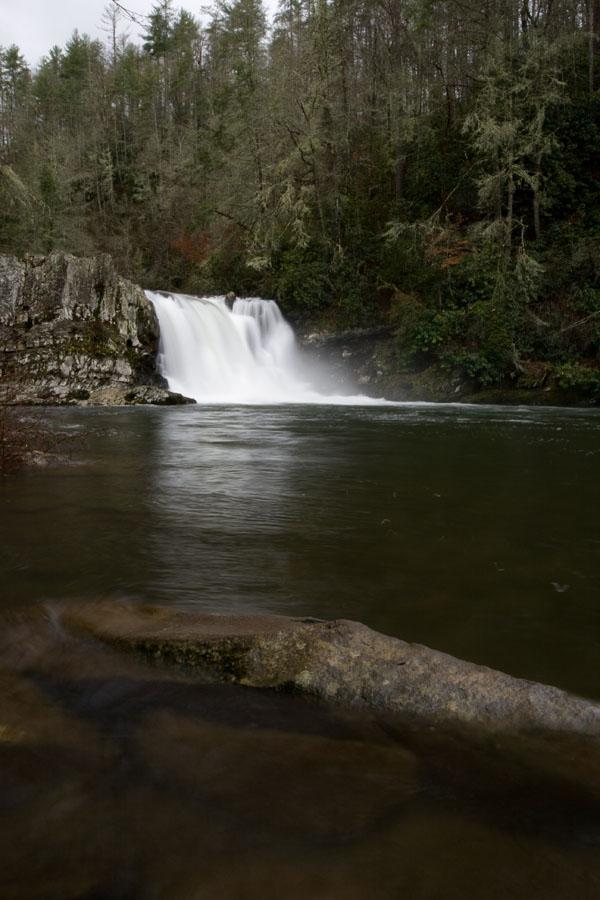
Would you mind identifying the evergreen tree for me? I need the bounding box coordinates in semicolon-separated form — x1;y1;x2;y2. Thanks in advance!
0;0;598;383
143;1;176;56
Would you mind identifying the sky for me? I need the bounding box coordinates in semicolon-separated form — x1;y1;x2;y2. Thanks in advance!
0;0;278;67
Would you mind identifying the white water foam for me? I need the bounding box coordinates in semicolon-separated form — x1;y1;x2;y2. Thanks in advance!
146;291;392;405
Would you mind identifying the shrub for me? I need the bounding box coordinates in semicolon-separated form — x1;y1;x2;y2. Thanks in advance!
554;363;600;400
442;249;498;307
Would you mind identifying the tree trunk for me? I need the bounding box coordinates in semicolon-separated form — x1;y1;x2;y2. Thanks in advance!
590;0;595;96
506;163;515;261
394;149;406;201
532;149;542;240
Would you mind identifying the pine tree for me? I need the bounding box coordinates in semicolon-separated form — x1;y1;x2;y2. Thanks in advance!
143;1;175;57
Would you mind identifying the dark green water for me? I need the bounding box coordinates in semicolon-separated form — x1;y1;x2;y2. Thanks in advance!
2;402;600;696
1;402;600;900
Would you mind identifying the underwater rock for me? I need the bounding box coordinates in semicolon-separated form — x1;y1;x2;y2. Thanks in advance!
62;602;600;737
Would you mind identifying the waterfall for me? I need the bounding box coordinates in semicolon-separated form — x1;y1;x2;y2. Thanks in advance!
146;291;387;405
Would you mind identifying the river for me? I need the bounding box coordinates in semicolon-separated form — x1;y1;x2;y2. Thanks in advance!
2;402;600;695
1;401;600;898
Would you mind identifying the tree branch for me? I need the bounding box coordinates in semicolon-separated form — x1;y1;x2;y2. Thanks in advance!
110;0;148;27
560;310;600;334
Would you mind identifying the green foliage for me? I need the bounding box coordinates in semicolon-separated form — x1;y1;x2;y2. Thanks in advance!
259;238;379;326
442;250;498;306
442;298;517;386
543;78;600;221
443;351;501;385
0;0;598;398
269;245;336;317
410;308;464;354
391;291;517;387
202;245;263;296
554;363;600;399
381;223;443;298
143;1;176;56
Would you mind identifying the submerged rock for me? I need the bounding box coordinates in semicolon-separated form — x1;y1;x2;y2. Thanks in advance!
62;602;600;738
0;252;192;406
3;604;600;900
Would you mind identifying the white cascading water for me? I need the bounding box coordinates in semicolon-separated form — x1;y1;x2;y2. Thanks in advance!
146;291;387;405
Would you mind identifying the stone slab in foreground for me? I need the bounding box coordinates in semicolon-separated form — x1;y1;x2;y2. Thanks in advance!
62;602;600;738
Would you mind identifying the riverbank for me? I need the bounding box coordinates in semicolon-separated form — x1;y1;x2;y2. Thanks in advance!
1;251;598;408
301;327;600;407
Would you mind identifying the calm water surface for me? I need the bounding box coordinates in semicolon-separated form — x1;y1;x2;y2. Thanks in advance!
1;402;600;900
2;402;599;695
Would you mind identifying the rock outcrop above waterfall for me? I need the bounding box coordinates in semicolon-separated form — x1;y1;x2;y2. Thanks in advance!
63;602;600;738
0;253;192;405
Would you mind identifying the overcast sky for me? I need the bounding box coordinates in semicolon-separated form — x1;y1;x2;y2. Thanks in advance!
0;0;278;67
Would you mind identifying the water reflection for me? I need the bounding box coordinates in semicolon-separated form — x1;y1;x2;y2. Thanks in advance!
148;407;302;607
1;403;600;697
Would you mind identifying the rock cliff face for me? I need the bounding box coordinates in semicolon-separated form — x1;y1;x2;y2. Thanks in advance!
0;253;191;405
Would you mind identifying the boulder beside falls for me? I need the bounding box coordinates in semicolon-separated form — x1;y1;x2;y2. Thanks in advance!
62;602;600;738
0;252;192;405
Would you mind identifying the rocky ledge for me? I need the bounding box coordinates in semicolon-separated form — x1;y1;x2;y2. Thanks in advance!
301;328;600;406
63;602;600;738
0;252;192;405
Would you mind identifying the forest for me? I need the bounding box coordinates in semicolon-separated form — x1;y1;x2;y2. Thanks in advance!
1;0;599;395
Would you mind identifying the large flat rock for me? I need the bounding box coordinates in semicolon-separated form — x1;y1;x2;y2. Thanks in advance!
62;602;600;738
